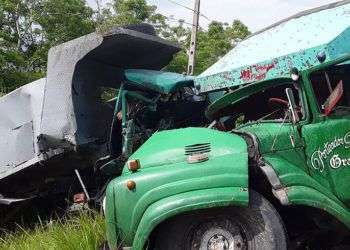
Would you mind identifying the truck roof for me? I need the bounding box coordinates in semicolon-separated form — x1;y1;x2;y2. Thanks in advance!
195;0;350;93
124;69;194;94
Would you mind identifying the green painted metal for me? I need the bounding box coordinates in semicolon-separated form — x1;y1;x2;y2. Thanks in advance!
287;186;350;227
121;90;156;126
195;1;350;92
132;187;248;249
261;155;350;229
233;111;350;229
105;128;249;249
125;69;194;94
302;117;350;206
234;56;350;226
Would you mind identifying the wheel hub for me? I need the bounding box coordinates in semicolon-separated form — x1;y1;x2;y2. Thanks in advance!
207;234;229;250
194;225;245;250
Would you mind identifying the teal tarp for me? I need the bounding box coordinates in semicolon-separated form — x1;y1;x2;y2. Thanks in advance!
125;69;194;94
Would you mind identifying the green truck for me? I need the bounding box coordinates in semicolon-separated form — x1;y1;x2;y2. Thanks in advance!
104;1;350;249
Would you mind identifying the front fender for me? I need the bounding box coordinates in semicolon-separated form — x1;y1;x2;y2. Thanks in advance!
105;128;249;249
107;157;248;248
133;187;248;250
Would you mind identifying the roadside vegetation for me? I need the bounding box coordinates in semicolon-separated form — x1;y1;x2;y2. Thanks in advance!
0;0;250;93
0;211;105;250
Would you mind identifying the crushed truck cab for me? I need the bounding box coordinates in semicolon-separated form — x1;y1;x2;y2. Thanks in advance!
106;2;350;249
0;24;209;221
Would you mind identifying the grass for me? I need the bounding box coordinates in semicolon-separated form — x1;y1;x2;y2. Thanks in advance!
0;211;106;250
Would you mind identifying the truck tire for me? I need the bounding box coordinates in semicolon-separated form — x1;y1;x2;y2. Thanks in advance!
153;190;287;250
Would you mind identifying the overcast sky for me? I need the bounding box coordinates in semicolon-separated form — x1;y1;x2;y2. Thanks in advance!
87;0;340;32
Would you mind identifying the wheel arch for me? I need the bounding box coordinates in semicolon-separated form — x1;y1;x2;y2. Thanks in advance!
254;158;350;231
146;189;288;250
131;187;249;250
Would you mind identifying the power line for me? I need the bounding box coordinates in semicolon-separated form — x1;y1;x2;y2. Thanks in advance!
166;0;195;13
164;16;196;27
165;0;212;22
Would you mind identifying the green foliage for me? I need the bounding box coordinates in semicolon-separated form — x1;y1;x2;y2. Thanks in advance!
167;20;251;75
97;0;168;34
34;0;95;46
113;0;152;24
0;211;105;250
0;0;250;93
0;0;41;92
0;0;95;92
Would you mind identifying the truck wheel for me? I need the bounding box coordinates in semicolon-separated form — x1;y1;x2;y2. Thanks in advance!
153;190;287;250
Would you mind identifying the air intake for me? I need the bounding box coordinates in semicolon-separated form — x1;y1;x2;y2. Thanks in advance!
185;143;211;155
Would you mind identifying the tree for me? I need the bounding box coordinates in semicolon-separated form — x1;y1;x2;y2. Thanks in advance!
0;0;95;93
113;0;152;24
0;0;250;93
0;0;43;93
34;0;95;47
97;0;169;36
97;2;251;75
167;20;250;75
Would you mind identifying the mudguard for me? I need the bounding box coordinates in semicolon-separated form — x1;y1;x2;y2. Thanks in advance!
133;187;247;249
105;127;249;249
262;155;350;229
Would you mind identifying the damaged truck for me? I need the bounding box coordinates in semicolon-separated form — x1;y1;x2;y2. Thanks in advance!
0;24;208;221
104;1;350;249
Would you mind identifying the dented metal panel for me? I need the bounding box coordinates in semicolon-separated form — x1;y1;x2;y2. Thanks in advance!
195;1;350;92
0;79;46;178
124;69;194;94
0;26;180;180
41;27;180;148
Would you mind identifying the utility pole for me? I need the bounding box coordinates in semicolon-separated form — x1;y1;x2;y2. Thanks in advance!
95;0;102;24
187;0;200;75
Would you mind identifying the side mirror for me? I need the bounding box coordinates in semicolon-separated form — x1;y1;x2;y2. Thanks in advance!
285;88;300;124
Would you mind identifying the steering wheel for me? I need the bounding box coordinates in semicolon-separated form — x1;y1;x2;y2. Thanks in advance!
268;98;289;110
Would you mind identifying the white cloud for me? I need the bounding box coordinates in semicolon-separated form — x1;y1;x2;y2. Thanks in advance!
87;0;341;32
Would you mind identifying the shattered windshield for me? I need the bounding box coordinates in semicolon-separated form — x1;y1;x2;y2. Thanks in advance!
210;82;303;131
116;87;208;157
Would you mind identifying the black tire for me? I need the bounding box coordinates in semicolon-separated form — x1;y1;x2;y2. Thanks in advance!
153;190;287;250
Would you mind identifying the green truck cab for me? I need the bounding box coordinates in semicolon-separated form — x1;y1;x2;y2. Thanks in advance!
105;2;350;249
100;69;207;177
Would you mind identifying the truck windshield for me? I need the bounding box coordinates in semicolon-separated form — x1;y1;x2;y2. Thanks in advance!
310;63;350;116
117;87;208;157
213;82;302;131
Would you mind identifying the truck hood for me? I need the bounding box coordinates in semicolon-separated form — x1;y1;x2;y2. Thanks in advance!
123;127;247;172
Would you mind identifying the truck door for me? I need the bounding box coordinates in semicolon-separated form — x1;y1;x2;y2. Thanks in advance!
302;63;350;206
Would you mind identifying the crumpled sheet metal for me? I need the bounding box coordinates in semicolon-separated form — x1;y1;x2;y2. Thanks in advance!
0;27;180;180
41;27;180;148
0;79;45;178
